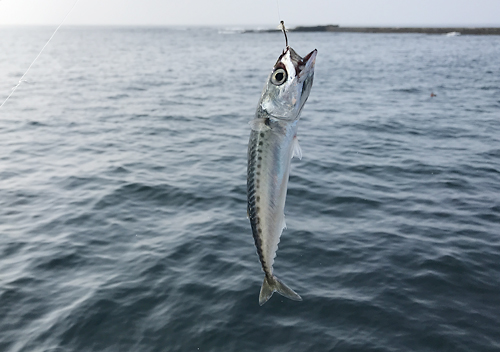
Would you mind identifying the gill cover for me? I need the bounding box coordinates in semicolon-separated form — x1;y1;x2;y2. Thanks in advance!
259;47;317;121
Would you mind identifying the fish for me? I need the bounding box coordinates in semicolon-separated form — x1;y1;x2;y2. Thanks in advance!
247;45;317;305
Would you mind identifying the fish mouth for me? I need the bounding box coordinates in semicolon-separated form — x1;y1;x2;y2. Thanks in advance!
282;47;317;77
297;49;317;77
301;49;317;67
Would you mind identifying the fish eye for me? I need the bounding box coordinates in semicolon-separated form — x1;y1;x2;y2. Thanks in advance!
271;68;287;86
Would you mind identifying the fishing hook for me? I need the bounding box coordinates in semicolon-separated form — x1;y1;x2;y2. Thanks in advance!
280;20;288;47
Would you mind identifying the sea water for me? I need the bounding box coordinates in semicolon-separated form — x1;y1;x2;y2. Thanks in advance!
1;26;499;351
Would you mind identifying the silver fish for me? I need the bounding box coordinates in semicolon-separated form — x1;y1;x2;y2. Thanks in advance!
247;46;317;305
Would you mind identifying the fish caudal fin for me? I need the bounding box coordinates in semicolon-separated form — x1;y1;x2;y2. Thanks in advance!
259;275;302;306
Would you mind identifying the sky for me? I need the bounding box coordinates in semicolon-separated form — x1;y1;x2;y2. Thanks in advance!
0;0;499;27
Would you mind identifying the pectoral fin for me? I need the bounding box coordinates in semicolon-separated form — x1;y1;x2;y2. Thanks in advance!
249;118;271;131
292;136;302;160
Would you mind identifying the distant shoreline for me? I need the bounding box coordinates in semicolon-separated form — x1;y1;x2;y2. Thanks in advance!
245;25;500;35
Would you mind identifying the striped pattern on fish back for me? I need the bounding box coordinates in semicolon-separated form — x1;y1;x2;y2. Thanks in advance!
247;128;269;277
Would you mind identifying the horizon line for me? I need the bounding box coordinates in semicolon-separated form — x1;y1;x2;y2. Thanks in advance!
1;23;500;28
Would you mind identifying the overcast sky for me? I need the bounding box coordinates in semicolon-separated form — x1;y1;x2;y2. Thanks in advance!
1;0;499;27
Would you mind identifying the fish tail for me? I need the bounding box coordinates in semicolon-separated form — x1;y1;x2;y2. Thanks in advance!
259;275;302;306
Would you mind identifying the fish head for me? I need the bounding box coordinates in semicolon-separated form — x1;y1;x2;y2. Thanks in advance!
259;47;317;121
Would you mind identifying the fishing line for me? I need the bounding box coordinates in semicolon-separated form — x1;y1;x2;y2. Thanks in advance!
0;0;81;110
275;0;282;23
275;0;288;47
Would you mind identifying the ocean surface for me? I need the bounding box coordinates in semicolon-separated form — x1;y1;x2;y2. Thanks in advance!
0;26;499;352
